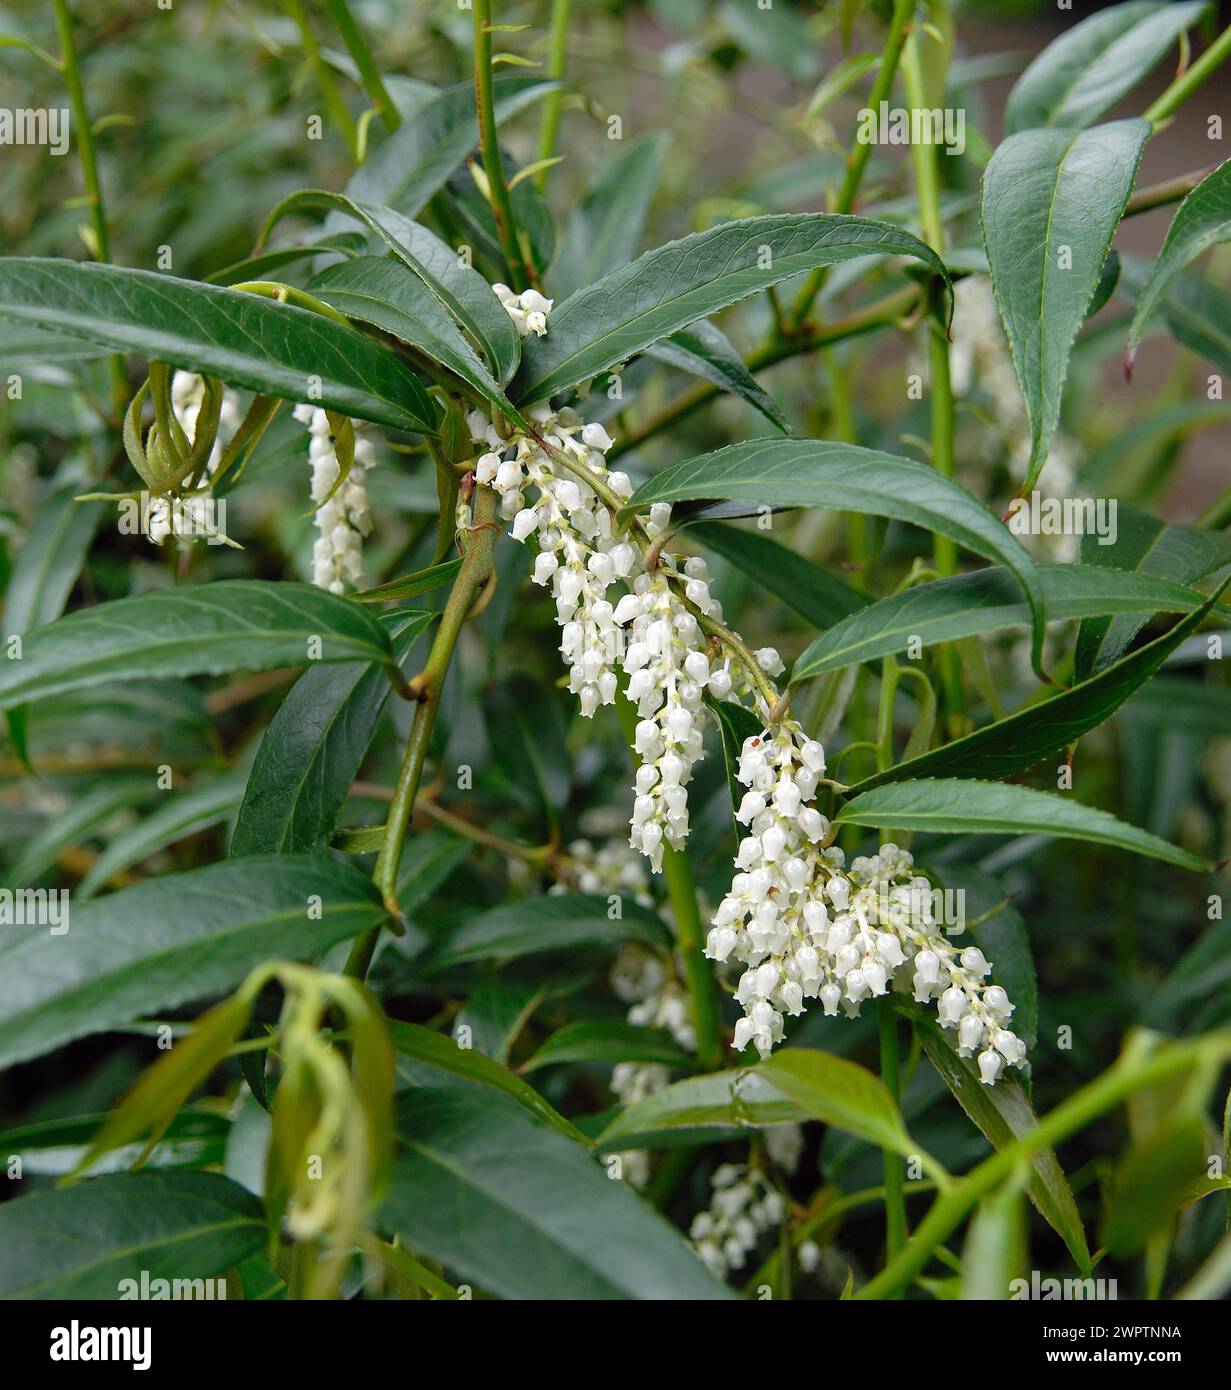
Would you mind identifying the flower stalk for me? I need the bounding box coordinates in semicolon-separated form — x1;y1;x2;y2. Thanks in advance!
349;484;501;978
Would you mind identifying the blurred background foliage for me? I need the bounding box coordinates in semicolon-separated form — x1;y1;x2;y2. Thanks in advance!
0;0;1229;1297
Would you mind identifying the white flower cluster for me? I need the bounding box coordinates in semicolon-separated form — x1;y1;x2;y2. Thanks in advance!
146;371;240;545
553;837;654;908
476;278;780;869
493;282;553;337
471;399;637;720
294;404;377;593
690;1164;785;1278
706;722;1028;1084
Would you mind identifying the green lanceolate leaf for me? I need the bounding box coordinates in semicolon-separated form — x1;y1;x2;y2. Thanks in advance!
597;1068;804;1150
0;1109;229;1178
77;771;248;900
0;258;435;433
0;855;386;1069
1004;1;1209;133
347;75;562;216
311;256;512;414
550;132;669;299
1128;158;1231;368
230;608;435;857
624;438;1047;672
0;580;396;714
0;1171;266;1299
919;1022;1091;1275
3;483;103;638
521;1019;694;1073
420;893;670;973
1075;504;1231;676
757;1048;914;1155
388;1020;588;1143
515;213;949;404
982;119;1149;490
381;1087;734;1299
836;779;1210;871
792;562;1211;680
839;577;1228;789
693;521;871;629
352;557;462;604
262;191;522;392
647;319;791;431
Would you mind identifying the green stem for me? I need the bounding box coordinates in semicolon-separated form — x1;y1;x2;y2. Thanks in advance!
1126;165;1217;217
607;284;919;461
325;0;400;133
536;0;572;191
347;485;501;979
51;0;126;416
283;0;358;158
662;846;723;1073
787;0;916;329
902;30;963;724
879;1005;907;1267
857;1031;1231;1299
1144;23;1231;126
473;0;528;289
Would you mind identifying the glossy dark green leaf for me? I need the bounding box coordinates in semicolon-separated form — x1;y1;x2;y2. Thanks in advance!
381;1087;734;1299
693;520;871;629
352;558;462;604
624;438;1046;670
1128;158;1231;364
793;562;1210;681
551;133;669;299
847;582;1226;789
522;1019;694;1073
919;1021;1091;1274
347;75;562;216
230;608;434;856
420;893;670;973
597;1068;803;1150
0;855;386;1069
483;672;570;827
1004;2;1209;133
0;258;435;433
757;1048;914;1155
648;319;790;430
982;119;1149;490
515;213;948;404
1075;505;1231;676
836;779;1210;871
311;255;512;414
0;580;396;714
388;1020;587;1142
262;191;522;393
0;1171;265;1300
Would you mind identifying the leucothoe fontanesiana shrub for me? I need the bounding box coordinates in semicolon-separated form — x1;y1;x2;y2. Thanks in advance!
1;0;1230;1310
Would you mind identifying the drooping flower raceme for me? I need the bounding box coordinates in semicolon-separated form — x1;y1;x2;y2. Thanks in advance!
294;404;378;594
705;721;1028;1084
690;1164;786;1278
